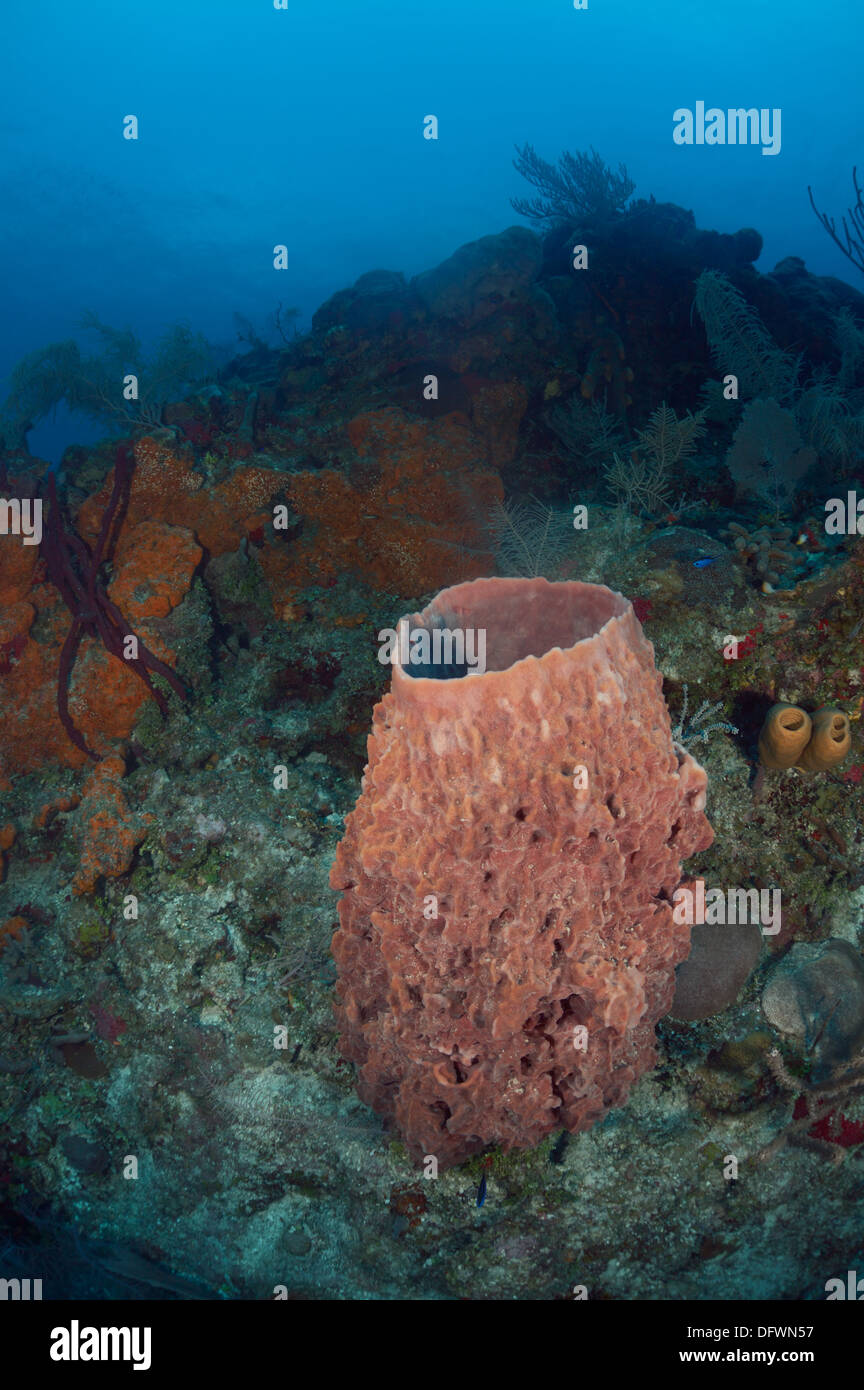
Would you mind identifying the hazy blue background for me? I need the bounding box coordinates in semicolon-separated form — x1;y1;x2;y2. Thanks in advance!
2;0;862;461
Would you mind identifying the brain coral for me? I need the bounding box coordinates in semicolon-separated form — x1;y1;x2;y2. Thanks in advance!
330;577;714;1167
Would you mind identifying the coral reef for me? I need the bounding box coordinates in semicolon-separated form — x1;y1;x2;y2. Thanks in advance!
275;409;502;595
2;190;864;1300
71;756;152;896
412;226;542;326
0;455;205;777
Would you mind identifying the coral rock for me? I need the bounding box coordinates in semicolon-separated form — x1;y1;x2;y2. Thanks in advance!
580;329;634;415
264;409;502;599
0;915;28;954
0;821;16;884
0;506;202;777
77;440;284;559
669;921;763;1021
72;756;152;896
108;521;202;621
762;939;864;1080
412;226;542;326
330;576;714;1167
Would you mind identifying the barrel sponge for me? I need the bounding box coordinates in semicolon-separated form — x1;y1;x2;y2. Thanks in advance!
330;577;714;1168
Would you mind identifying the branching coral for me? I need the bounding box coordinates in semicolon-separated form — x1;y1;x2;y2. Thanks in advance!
546;397;626;461
0;318;214;446
672;683;738;749
795;367;864;473
693;270;800;401
636;402;706;467
40;442;187;760
511;144;635;226
756;1047;864;1164
604;448;673;518
833;307;864;391
808;167;864;278
602;403;705;518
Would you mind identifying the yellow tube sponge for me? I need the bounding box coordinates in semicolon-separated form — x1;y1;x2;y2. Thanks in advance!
796;707;851;772
758;703;812;770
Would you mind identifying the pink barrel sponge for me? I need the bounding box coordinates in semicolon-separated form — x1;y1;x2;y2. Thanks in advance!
330;577;713;1167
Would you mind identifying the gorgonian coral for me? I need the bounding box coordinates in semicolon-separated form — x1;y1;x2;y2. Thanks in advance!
40;442;187;759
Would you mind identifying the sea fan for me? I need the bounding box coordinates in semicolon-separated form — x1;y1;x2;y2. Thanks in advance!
725;397;816;518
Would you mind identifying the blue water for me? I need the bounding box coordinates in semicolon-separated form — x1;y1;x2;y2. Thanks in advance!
2;0;861;462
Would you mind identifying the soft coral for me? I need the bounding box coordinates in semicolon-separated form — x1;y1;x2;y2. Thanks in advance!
40;441;187;759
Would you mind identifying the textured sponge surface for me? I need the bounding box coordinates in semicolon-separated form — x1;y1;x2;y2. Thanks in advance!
330;577;714;1167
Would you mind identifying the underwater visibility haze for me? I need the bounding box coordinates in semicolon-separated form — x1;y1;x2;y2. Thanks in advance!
2;0;864;1326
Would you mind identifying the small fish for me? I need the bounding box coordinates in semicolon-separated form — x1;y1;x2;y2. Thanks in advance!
476;1174;487;1208
692;556;716;569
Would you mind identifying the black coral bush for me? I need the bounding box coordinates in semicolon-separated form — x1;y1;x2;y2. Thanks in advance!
0;316;214;447
511;144;635;227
